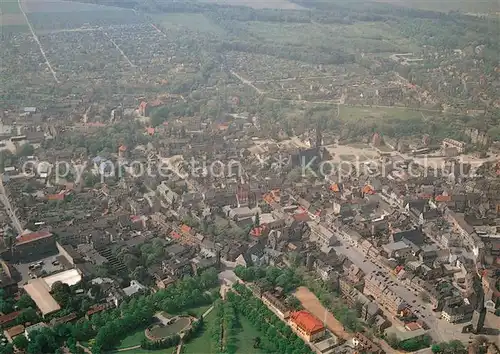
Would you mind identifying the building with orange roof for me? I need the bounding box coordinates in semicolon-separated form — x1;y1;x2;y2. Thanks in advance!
138;101;148;116
180;224;192;234
330;183;341;192
250;225;267;238
289;310;325;342
146;127;155;136
170;231;181;240
435;195;452;202
362;185;375;195
3;324;24;343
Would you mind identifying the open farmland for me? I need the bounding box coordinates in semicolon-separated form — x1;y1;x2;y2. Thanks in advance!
150;12;225;36
0;0;28;33
372;0;499;14
197;0;305;10
231;20;415;53
0;0;21;13
22;0;141;31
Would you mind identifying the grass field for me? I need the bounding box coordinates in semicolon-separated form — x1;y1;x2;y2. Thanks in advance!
181;303;213;317
181;309;216;354
234;20;416;53
115;327;147;349
233;316;266;353
151;13;225;35
372;0;499;13
338;105;428;122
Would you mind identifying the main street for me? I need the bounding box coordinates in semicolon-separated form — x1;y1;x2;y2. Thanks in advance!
328;224;448;343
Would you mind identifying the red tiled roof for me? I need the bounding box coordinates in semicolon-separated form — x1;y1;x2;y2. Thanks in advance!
146;127;155;135
130;215;142;223
170;231;181;239
47;193;65;201
150;100;164;107
290;310;325;334
250;225;267;237
0;311;21;325
405;322;422;331
5;324;24;337
139;101;147;110
293;213;311;222
87;304;107;316
362;185;376;195
180;224;192;234
16;231;53;245
119;145;127;152
53;312;77;325
435;195;451;202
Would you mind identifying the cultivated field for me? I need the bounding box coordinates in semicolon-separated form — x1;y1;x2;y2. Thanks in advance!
198;0;305;10
151;13;225;36
372;0;499;13
0;0;28;32
234;20;413;53
0;0;21;13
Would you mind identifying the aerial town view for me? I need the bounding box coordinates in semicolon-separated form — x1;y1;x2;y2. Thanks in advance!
0;0;499;353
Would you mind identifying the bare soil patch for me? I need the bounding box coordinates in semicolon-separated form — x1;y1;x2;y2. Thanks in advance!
1;13;26;25
294;286;352;340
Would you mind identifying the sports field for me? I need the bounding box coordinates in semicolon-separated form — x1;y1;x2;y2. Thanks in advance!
294;286;352;340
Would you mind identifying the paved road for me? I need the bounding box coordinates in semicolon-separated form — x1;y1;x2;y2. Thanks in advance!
0;175;23;234
230;70;265;95
329;225;448;343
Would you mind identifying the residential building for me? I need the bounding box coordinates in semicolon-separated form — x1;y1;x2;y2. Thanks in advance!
382;241;414;258
261;291;290;319
441;302;473;323
363;272;407;315
3;325;24;343
308;222;338;248
442;138;466;153
0;311;21;329
289;310;326;342
353;333;384;354
14;230;56;261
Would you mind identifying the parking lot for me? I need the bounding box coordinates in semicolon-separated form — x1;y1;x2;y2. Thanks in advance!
13;253;64;285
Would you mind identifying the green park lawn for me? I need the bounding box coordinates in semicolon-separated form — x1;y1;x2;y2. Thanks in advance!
182;303;213;317
114;327;146;349
110;348;166;354
233;316;266;354
181;310;216;354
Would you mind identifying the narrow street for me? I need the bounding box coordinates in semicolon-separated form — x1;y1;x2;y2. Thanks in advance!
18;0;60;83
0;176;23;234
